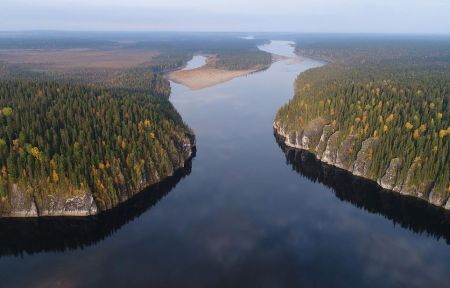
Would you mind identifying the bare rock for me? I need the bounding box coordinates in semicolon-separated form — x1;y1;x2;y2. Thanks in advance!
39;191;98;216
378;158;402;190
400;163;434;199
352;137;378;178
315;125;335;158
8;184;38;217
445;197;450;210
301;118;327;150
428;186;448;207
322;131;341;165
336;135;358;170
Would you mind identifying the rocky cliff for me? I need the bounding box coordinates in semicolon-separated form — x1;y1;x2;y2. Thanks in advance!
0;155;194;257
279;143;450;243
1;134;195;217
274;121;450;210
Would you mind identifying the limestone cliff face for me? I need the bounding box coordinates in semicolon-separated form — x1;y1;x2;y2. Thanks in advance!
321;131;341;166
281;145;450;242
378;158;402;191
1;133;195;218
274;121;449;210
351;137;378;178
6;185;98;217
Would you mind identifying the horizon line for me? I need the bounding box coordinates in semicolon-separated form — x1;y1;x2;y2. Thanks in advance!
0;30;450;36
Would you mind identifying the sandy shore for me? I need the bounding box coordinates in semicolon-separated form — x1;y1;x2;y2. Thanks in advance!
167;54;285;90
168;67;261;90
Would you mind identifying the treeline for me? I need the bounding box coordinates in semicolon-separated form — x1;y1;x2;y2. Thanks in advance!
295;36;450;66
276;38;450;200
0;80;193;211
0;62;173;98
212;50;272;70
133;36;272;71
104;66;171;97
149;54;193;73
0;37;273;89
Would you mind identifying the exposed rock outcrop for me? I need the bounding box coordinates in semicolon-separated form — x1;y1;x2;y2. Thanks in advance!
280;145;450;243
400;162;434;199
378;158;402;190
8;184;38;217
429;187;448;207
321;131;341;165
352;137;377;178
274;121;449;210
336;135;358;170
7;187;98;217
315;124;335;157
38;192;98;217
2;133;195;218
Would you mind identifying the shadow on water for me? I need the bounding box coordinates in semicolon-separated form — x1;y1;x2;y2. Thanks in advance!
0;151;195;258
275;134;450;244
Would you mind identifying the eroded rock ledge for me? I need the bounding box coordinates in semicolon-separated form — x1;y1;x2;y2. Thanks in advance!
274;121;450;210
1;134;195;218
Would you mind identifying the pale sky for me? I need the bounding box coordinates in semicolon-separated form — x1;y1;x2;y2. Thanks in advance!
1;0;450;33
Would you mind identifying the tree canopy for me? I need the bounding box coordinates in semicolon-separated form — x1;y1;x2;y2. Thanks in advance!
276;38;450;201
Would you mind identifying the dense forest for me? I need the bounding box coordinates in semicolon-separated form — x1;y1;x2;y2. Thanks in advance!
0;80;194;215
0;32;274;216
276;38;450;207
104;66;172;96
0;33;273;87
131;35;273;71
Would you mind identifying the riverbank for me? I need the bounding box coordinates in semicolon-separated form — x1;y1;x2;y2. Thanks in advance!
168;67;260;90
273;122;450;211
276;135;450;242
167;55;282;90
2;132;196;218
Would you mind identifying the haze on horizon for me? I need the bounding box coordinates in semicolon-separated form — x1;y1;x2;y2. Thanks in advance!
1;0;450;34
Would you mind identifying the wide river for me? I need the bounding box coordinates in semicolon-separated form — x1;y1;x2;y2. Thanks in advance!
1;41;450;287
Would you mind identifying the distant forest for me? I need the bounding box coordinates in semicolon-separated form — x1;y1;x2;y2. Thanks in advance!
0;32;273;83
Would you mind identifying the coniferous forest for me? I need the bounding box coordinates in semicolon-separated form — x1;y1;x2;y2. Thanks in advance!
276;38;450;207
0;78;194;215
3;1;450;286
0;32;276;216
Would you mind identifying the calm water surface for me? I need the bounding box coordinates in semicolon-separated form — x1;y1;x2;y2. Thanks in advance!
182;55;208;70
1;41;449;287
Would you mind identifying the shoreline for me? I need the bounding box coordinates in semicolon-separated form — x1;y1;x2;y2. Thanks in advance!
2;134;196;218
273;53;448;212
273;123;450;211
276;134;450;242
167;67;261;90
167;54;285;90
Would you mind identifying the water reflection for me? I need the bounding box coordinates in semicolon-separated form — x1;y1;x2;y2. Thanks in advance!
276;135;450;244
4;40;450;287
0;153;195;257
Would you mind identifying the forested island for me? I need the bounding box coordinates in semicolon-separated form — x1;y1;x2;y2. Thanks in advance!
275;37;450;209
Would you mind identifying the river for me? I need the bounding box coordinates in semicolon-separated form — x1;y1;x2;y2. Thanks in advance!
182;55;208;70
1;40;449;287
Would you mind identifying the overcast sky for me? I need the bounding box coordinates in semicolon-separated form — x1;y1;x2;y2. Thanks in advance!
1;0;450;33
